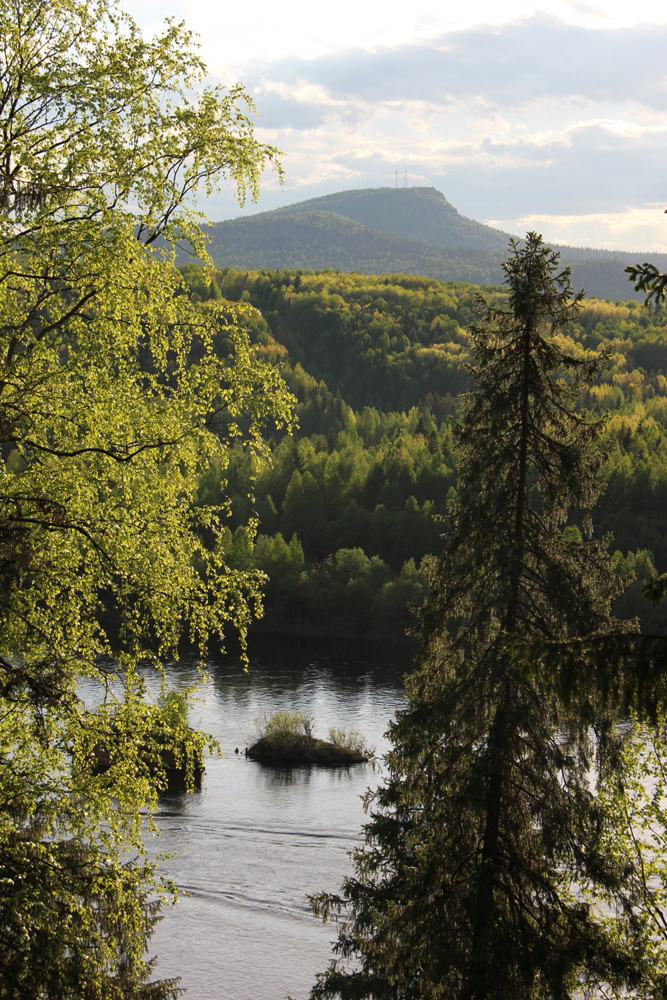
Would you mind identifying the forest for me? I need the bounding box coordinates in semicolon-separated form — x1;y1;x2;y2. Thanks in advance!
5;0;667;997
202;186;667;302
181;263;667;639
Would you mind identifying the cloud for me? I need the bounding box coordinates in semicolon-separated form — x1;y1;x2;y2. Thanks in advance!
256;15;667;111
486;206;667;253
199;12;667;250
248;91;330;131
438;122;667;216
252;82;373;132
262;116;667;217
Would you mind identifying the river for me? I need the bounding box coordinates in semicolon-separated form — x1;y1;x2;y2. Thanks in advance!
142;635;411;1000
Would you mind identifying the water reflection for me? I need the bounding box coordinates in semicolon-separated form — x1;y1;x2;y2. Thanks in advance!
258;765;314;789
148;635;410;1000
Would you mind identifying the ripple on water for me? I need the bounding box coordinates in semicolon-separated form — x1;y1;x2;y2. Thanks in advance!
146;638;409;1000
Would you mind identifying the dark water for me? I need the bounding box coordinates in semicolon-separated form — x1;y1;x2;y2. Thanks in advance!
144;636;410;1000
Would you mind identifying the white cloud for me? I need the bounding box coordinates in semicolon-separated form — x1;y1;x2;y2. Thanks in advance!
126;0;667;71
123;0;667;250
259;17;667;111
486;206;667;253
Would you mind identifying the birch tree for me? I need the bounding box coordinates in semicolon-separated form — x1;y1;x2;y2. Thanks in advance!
0;0;291;994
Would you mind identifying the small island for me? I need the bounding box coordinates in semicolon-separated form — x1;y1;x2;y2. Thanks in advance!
247;711;372;767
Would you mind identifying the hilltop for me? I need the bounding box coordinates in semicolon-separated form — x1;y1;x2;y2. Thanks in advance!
204;187;667;301
272;187;510;252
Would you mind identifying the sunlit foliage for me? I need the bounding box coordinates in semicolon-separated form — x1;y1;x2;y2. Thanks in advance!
0;0;291;993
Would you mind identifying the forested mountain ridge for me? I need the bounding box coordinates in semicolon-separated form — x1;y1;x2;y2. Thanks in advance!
203;205;503;285
203;187;667;302
183;265;667;639
270;187;510;251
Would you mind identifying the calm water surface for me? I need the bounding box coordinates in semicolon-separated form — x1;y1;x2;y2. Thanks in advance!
144;636;410;1000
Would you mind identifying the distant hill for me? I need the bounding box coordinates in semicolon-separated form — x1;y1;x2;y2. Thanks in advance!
204;207;502;285
203;187;667;302
273;187;510;252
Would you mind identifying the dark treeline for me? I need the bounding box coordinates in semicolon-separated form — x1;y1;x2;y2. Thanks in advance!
182;265;667;638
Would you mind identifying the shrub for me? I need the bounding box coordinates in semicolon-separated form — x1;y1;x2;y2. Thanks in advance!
255;710;314;745
328;727;374;757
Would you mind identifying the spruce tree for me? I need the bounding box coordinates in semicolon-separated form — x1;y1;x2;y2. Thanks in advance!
310;234;662;1000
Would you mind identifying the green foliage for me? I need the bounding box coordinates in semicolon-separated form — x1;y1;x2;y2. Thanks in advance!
309;235;663;1000
182;265;667;638
626;261;667;304
327;727;373;756
254;712;373;757
226;524;427;638
624;253;667;603
258;710;315;744
0;0;290;994
249;712;371;766
0;839;181;1000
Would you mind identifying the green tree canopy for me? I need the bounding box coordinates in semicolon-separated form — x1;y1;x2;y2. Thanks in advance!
310;235;666;1000
0;0;291;994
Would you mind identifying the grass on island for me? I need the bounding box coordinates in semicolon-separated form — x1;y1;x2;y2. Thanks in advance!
247;711;374;765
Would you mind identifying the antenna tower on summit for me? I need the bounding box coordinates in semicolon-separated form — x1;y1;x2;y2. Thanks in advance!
404;168;408;188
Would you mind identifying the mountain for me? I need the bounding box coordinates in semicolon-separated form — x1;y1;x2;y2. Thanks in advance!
273;187;510;252
204;187;667;302
204;208;502;285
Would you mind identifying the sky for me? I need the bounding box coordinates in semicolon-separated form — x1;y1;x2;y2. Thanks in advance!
127;0;667;252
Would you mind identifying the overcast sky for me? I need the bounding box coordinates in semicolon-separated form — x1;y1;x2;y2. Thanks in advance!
128;0;667;251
